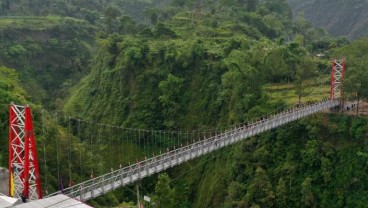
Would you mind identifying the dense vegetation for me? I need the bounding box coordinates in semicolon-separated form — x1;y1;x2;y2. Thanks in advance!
0;16;95;107
0;66;29;163
0;0;367;207
169;114;368;208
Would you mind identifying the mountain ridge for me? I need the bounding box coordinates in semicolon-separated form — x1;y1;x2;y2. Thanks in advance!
287;0;368;39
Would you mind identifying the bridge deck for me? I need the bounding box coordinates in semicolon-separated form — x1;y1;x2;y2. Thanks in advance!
47;99;339;201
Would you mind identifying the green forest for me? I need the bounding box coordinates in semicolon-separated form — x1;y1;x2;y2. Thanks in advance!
0;0;368;207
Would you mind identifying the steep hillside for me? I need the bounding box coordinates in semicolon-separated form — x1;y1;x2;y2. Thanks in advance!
63;0;318;128
0;65;101;195
176;114;368;207
287;0;368;40
1;0;367;207
0;16;95;107
61;1;362;207
0;66;35;168
0;0;170;24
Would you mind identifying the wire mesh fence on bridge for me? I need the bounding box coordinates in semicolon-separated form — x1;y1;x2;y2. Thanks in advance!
46;99;339;201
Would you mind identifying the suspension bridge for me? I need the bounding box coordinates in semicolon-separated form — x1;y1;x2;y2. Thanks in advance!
4;60;347;205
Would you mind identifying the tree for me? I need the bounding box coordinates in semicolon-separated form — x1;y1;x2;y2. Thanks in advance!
104;6;122;32
320;157;332;184
219;49;262;123
172;0;186;8
105;6;122;20
245;0;259;11
276;177;287;207
293;14;311;37
294;56;317;103
159;74;184;129
301;177;314;207
153;23;177;38
153;173;176;208
173;180;190;208
301;140;319;168
118;16;137;35
343;66;368;114
8;44;27;57
82;9;99;24
263;47;288;82
245;167;275;207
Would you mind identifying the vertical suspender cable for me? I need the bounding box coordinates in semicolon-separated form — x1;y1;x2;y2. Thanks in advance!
67;116;72;187
193;130;195;143
177;131;180;148
143;129;146;159
119;127;122;166
135;129;138;162
151;130;154;157
55;112;61;191
142;129;144;158
186;131;189;145
128;128;131;165
142;130;145;158
98;124;103;175
145;129;148;156
42;109;48;194
154;130;157;156
144;130;147;158
131;128;134;163
129;129;132;164
143;130;146;159
122;127;124;167
172;131;174;149
159;130;162;154
109;126;113;169
164;131;166;151
146;130;148;157
90;121;93;178
156;130;159;155
78;119;82;183
179;130;182;147
138;129;141;160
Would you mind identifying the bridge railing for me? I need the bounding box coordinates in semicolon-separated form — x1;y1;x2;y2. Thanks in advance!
47;99;339;201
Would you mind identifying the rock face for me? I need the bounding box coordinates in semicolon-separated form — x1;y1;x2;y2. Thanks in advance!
287;0;368;40
0;167;9;195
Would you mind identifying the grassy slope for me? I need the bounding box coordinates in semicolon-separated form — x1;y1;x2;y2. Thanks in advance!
0;16;85;30
265;80;331;105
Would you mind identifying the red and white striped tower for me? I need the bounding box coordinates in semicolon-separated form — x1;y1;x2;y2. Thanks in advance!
330;59;346;100
8;104;42;200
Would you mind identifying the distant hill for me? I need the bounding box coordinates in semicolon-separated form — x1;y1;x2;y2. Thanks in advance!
287;0;368;40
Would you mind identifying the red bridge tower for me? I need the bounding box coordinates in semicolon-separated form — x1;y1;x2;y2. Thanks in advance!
330;59;346;100
8;104;42;201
